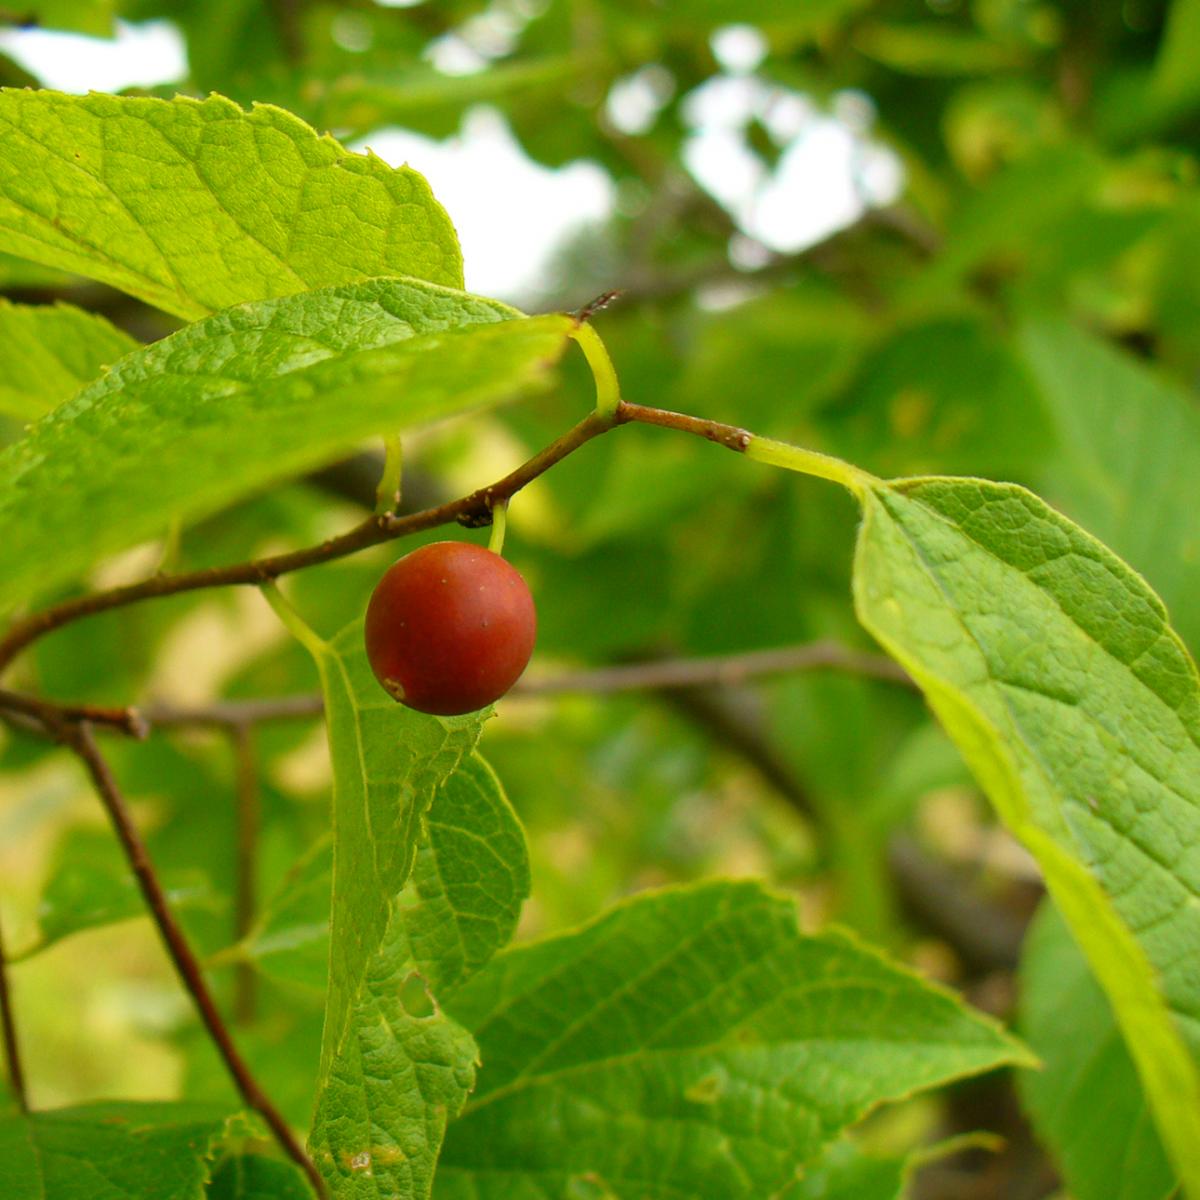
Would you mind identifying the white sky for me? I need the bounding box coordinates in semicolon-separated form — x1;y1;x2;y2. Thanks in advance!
0;19;903;299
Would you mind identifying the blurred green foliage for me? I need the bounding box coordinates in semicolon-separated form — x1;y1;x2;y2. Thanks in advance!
3;0;1200;1196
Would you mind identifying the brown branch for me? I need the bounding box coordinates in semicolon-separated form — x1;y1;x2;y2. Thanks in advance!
62;721;326;1199
143;693;325;730
516;642;912;695
0;408;618;676
2;642;908;744
0;910;26;1112
0;689;147;738
615;400;752;451
0;399;786;680
229;725;260;1026
0;690;322;744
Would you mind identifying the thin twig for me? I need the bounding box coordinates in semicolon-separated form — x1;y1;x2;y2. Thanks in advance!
0;910;27;1112
229;725;260;1026
143;694;325;729
2;642;909;743
615;400;752;451
63;722;326;1199
0;409;617;676
0;689;147;738
0;399;808;679
516;642;912;695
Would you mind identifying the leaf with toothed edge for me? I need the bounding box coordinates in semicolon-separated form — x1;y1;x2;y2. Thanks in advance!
0;1101;239;1200
0;277;572;615
298;620;530;1199
431;880;1030;1199
852;473;1200;1194
240;753;531;997
0;89;463;318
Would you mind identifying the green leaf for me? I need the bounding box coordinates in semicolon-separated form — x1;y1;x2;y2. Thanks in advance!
298;623;529;1199
821;314;1051;480
307;918;479;1200
290;55;588;143
22;826;220;960
21;0;113;36
242;753;530;995
1019;903;1175;1200
0;89;462;318
304;621;483;1075
0;1101;236;1200
853;22;1027;75
1153;0;1200;111
239;835;332;993
0;300;137;421
1018;319;1200;655
852;475;1200;1193
605;0;869;37
435;880;1029;1199
793;1137;908;1200
207;1154;313;1200
0;278;572;614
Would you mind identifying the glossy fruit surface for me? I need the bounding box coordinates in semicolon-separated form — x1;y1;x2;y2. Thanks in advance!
364;541;537;716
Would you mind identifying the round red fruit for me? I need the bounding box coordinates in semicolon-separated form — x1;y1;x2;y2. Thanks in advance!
364;541;537;716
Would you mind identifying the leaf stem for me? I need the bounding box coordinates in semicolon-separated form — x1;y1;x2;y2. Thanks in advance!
0;911;27;1113
374;435;403;517
63;721;327;1199
571;322;621;417
744;434;873;496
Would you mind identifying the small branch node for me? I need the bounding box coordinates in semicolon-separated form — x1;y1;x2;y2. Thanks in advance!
574;290;623;323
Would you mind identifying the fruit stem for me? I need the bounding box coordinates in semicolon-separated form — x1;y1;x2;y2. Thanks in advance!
571;322;620;417
487;500;508;555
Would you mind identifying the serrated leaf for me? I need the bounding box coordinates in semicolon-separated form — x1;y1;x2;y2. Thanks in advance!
1019;319;1200;655
0;89;462;318
308;920;479;1200
306;621;484;1073
23;826;221;960
852;475;1200;1193
242;754;530;995
1019;902;1175;1200
0;277;572;614
434;880;1029;1199
0;300;138;421
0;1101;235;1200
299;623;529;1199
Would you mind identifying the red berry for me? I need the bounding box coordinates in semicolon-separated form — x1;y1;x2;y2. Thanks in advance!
364;541;537;716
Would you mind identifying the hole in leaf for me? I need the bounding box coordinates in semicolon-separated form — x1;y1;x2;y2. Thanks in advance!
399;971;436;1018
